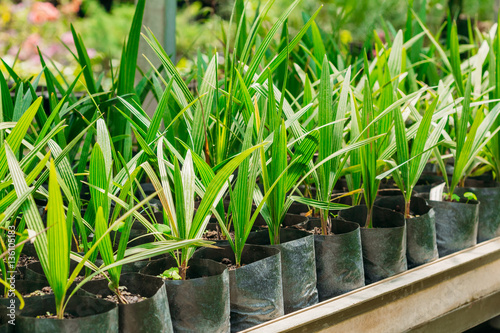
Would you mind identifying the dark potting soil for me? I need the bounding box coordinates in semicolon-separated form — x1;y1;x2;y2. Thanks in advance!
24;286;53;297
221;257;240;271
293;224;322;235
73;273;109;282
203;230;234;241
18;254;38;268
37;312;75;319
96;288;146;304
204;229;220;240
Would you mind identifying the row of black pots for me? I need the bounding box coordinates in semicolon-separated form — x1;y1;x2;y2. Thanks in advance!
140;235;316;332
280;194;479;299
282;198;430;290
17;231;314;332
4;203;441;332
153;199;431;331
11;188;497;332
0;273;172;333
413;178;500;243
141;257;230;332
374;196;438;267
447;184;500;243
338;193;485;283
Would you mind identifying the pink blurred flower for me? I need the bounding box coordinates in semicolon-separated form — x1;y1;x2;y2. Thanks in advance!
61;0;82;15
87;48;97;59
28;2;60;24
44;43;63;58
61;31;74;45
10;33;42;61
11;3;27;13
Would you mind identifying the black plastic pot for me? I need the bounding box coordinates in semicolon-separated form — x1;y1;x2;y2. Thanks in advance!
339;205;407;284
20;243;37;258
246;228;318;314
427;198;479;257
0;303;14;333
24;261;84;284
93;257;162;274
141;257;230;333
0;280;48;312
0;312;11;333
305;218;365;301
81;273;173;333
203;223;231;246
455;183;500;242
111;215;157;250
193;245;284;332
286;202;311;216
375;196;438;268
16;295;119;332
120;259;158;274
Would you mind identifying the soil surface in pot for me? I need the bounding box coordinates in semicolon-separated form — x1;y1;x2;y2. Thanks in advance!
96;289;147;304
203;219;235;241
24;286;53;297
220;257;242;270
293;223;321;235
204;229;221;240
73;273;109;282
18;254;38;268
203;229;234;241
37;313;75;319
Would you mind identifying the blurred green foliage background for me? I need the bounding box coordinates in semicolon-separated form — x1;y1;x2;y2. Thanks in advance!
1;0;498;78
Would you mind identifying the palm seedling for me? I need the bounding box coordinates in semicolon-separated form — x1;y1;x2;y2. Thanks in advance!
347;30;436;227
288;58;392;233
370;30;453;216
438;75;500;199
0;95;93;270
84;117;185;300
482;22;500;180
427;22;500;197
310;57;352;235
215;114;292;267
376;96;448;217
5;132;204;316
48;156;202;314
6;145;84;319
140;132;266;277
252;58;318;245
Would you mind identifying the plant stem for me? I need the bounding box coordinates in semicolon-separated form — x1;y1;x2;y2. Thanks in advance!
405;198;411;219
366;206;373;228
460;177;466;187
320;209;329;235
273;230;280;246
235;255;241;268
270;221;280;245
56;301;64;319
179;261;188;280
115;287;129;304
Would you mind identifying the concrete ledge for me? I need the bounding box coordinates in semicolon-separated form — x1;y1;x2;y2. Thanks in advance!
242;237;500;332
